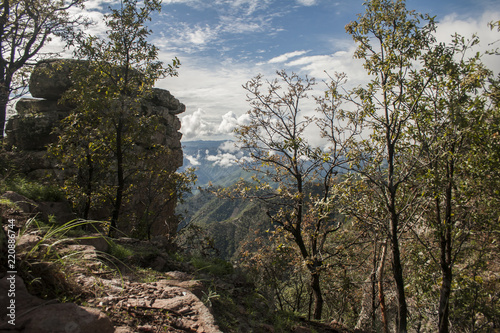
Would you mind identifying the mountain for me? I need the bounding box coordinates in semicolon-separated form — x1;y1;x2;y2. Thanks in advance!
177;188;272;261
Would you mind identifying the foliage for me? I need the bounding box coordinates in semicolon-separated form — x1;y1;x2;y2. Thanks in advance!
49;0;191;238
227;69;357;320
1;175;64;202
17;217;111;300
0;0;89;138
341;0;438;331
190;256;234;276
107;240;134;261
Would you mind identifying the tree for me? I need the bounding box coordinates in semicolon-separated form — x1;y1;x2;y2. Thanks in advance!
0;0;88;138
343;0;436;331
53;0;182;237
232;70;356;320
410;34;497;333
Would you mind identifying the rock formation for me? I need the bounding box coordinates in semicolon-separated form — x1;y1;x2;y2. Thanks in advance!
4;59;186;237
6;58;184;168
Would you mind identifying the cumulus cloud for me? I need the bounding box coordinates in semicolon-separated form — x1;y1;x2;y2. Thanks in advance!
206;152;239;167
180;109;218;140
436;11;500;74
180;109;251;140
218;140;240;153
185;154;201;166
218;111;251;134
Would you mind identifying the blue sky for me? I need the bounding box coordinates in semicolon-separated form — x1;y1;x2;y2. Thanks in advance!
58;0;500;144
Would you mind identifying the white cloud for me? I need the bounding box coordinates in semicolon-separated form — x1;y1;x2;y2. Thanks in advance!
218;111;251;134
296;0;317;6
218;140;239;153
206;152;239;167
435;11;500;74
180;108;252;141
180;108;218;140
268;50;310;63
185;154;201;166
282;47;366;85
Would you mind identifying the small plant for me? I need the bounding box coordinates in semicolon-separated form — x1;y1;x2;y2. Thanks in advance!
0;197;18;209
17;218;112;300
202;287;220;308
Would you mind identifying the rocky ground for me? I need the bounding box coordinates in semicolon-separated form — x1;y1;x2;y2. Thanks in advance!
0;192;348;333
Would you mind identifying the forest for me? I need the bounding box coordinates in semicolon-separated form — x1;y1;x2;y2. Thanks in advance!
0;0;498;332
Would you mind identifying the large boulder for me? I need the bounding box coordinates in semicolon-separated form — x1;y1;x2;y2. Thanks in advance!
149;88;186;114
29;59;84;100
5;111;67;151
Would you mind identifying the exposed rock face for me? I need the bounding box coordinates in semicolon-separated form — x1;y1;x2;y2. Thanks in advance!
4;59;186;238
28;58;84;100
0;275;115;333
6;58;185;165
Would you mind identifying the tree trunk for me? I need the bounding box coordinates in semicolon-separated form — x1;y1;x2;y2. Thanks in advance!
83;150;93;220
377;240;389;333
391;214;408;333
0;90;8;139
439;163;454;333
438;264;452;333
311;271;323;320
109;117;124;237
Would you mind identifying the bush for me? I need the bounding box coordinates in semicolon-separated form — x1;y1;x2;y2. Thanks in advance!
3;176;64;202
190;256;234;276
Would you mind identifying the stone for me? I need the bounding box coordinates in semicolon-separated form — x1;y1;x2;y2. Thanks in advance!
38;201;77;224
149;88;186;114
15;98;72;115
0;192;42;219
5;112;66;151
0;276;114;333
5;58;187;238
29;59;84;100
15;233;42;252
77;234;110;253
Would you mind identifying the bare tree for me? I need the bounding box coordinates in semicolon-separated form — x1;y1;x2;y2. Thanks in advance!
233;70;357;320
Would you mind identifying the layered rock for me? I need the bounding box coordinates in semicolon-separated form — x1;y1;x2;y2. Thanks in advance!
6;59;185;166
4;59;186;237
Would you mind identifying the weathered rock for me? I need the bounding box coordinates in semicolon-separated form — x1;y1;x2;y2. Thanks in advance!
149;88;186;114
15;98;72;115
38;201;76;224
15;233;42;253
94;279;223;333
5;58;186;238
29;58;84;100
23;303;114;333
0;192;43;219
77;234;110;253
5;111;67;151
0;275;114;333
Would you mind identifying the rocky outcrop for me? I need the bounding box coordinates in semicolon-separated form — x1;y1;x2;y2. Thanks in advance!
0;275;115;333
4;59;186;238
5;59;185;166
3;219;223;333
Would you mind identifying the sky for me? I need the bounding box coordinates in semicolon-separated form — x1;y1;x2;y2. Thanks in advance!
57;0;500;146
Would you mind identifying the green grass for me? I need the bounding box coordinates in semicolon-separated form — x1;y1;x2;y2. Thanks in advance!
108;241;134;260
190;256;234;276
2;176;65;202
